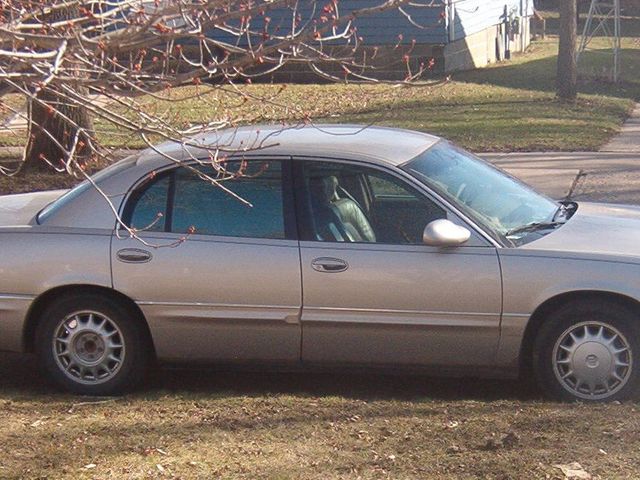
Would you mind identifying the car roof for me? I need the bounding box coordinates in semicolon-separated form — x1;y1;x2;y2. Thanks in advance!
135;124;440;168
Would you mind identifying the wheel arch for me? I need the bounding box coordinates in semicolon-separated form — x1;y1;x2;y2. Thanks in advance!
23;284;155;357
519;290;640;375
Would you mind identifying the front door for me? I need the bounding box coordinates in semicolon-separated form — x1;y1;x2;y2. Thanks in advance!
294;158;502;368
111;158;302;363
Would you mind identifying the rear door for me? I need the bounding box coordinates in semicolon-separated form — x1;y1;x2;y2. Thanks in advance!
294;158;503;369
111;158;303;363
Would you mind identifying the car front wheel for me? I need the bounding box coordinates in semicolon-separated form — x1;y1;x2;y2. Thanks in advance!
35;294;151;395
533;300;640;402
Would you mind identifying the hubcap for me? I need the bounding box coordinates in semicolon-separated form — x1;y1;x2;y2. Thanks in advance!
553;322;632;400
52;311;125;385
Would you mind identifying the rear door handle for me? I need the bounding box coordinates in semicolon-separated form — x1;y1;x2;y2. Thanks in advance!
311;257;348;273
116;248;152;263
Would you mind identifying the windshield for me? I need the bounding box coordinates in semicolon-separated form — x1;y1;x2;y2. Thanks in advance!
402;141;560;245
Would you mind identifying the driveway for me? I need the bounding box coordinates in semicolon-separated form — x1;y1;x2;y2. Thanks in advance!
483;151;640;204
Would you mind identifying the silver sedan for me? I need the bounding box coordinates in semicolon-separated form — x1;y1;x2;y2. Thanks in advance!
1;125;638;401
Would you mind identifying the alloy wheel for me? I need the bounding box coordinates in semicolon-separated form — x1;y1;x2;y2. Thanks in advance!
553;321;632;400
52;311;126;385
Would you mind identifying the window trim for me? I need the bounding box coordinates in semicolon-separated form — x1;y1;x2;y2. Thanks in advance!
291;156;498;248
119;156;297;241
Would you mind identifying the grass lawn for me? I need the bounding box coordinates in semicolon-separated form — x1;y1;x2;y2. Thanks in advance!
1;35;639;158
1;354;639;479
90;36;640;153
5;33;638;195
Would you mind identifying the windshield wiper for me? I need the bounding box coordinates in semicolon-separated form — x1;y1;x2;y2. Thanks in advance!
506;221;563;237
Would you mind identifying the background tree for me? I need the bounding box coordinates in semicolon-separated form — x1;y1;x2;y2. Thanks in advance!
22;4;95;173
557;0;578;100
0;0;441;178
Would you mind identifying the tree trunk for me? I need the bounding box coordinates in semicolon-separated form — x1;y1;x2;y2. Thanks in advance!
22;88;95;173
20;4;95;173
557;0;578;101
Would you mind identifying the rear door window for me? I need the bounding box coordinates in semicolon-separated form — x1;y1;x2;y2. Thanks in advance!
125;160;287;239
172;161;285;239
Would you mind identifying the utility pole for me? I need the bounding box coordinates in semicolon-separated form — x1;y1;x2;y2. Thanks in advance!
577;0;621;82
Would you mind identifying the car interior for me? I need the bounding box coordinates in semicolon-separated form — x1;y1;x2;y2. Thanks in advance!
303;164;447;245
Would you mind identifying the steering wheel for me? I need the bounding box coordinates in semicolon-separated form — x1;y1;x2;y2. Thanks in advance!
502;201;535;225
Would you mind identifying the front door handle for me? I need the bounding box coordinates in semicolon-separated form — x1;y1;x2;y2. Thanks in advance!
116;248;152;263
311;257;348;273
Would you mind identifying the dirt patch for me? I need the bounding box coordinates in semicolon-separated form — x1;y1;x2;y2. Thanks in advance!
0;171;80;195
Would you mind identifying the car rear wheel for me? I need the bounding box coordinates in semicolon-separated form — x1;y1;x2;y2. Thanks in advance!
35;294;151;395
533;300;640;402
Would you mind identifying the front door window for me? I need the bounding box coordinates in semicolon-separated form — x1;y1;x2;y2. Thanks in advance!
297;161;446;245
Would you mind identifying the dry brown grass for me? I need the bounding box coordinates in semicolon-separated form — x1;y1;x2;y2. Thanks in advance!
0;353;638;479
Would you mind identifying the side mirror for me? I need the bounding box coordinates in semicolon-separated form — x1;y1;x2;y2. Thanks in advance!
423;219;471;247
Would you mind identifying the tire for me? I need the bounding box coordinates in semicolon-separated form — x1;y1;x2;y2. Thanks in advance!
35;293;152;395
533;300;640;402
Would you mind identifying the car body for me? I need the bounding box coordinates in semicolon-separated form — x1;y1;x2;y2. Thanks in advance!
1;125;639;401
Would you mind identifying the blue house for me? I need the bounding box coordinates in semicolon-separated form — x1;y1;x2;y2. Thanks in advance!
251;0;534;80
349;0;534;72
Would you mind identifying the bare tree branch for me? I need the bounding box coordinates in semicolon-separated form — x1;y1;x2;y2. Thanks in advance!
0;0;446;245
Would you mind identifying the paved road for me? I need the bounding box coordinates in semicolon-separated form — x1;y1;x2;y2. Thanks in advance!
4;103;640;205
483;151;640;204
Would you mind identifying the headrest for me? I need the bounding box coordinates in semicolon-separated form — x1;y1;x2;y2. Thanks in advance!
310;175;339;203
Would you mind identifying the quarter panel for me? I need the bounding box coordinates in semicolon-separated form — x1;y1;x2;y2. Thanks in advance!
0;231;113;294
0;230;112;352
0;295;32;352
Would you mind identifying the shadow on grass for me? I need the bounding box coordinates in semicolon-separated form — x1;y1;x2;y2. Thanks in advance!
456;49;640;100
337;95;627;152
0;352;541;402
159;367;541;402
